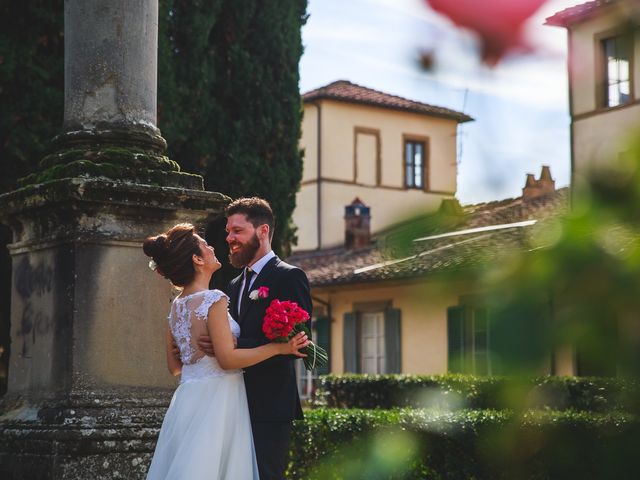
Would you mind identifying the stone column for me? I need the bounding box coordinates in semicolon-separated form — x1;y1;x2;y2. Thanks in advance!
0;2;228;478
21;0;199;190
63;0;161;147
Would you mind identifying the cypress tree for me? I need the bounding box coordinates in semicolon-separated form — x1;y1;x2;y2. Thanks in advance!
0;0;65;195
159;0;308;256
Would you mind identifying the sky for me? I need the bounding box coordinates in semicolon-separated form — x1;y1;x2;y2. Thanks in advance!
299;0;581;204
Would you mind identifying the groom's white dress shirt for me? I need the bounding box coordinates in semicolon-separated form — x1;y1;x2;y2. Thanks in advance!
237;250;276;316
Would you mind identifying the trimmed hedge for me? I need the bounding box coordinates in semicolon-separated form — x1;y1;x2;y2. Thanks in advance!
315;374;640;412
288;408;640;479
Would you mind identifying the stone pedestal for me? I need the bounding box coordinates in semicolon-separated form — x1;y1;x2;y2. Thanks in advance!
0;1;233;476
0;179;229;478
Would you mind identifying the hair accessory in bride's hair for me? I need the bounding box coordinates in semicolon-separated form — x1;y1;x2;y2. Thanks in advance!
149;259;158;272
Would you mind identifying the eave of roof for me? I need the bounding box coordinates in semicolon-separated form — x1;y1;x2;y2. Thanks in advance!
545;0;616;27
303;80;474;123
288;189;569;288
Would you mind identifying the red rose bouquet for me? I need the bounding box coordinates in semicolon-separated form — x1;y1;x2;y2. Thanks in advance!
262;299;328;371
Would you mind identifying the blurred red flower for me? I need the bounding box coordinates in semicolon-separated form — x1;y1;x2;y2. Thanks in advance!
425;0;548;65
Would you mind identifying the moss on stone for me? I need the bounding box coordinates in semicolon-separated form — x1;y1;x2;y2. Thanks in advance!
39;149;86;169
18;159;202;190
20;142;194;190
37;146;181;174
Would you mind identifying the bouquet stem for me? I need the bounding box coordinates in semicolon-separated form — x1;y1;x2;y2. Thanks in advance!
293;324;328;371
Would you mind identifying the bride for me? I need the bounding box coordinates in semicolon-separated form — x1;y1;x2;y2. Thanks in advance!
143;223;309;480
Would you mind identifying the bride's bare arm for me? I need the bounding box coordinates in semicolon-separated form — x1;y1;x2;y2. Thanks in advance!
207;297;309;370
165;325;182;376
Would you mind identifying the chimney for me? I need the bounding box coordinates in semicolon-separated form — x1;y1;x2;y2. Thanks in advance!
523;166;555;200
344;197;371;249
538;165;555;195
438;198;464;217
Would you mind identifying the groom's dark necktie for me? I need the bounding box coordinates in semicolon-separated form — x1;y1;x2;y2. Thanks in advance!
239;268;255;317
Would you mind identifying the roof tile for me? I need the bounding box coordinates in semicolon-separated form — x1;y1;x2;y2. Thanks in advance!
303;80;473;123
288;189;569;287
546;0;617;27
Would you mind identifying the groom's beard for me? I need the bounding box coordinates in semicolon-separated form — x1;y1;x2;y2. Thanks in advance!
228;233;260;268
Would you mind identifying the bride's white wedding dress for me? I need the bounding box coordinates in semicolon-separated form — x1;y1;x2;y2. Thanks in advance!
146;289;259;480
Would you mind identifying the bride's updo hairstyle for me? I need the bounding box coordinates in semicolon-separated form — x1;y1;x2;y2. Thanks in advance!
143;223;202;287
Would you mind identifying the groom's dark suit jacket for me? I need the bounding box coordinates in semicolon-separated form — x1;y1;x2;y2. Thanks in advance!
227;255;312;423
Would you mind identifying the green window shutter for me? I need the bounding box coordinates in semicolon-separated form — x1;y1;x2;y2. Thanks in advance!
473;307;490;375
343;312;359;373
384;308;402;373
314;315;331;375
447;306;465;373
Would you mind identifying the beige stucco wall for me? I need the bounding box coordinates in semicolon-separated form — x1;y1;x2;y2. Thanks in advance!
300;104;318;183
317;101;458;189
568;7;640;174
573;105;640;171
292;184;318;251
312;279;576;376
293;100;459;250
314;279;464;374
318;182;448;249
569;9;640;116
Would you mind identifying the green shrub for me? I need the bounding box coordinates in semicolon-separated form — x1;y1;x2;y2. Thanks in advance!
315;374;639;412
288;408;639;479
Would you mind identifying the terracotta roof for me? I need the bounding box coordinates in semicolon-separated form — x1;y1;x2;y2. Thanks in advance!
288;189;569;287
545;0;617;27
303;80;474;123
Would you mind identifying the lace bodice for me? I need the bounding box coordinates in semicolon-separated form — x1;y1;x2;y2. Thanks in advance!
168;289;241;383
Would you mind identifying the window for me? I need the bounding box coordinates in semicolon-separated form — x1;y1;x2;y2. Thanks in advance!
601;35;632;108
449;299;559;376
296;314;330;400
295;352;314;400
360;311;385;374
404;140;426;189
343;307;401;374
447;305;491;375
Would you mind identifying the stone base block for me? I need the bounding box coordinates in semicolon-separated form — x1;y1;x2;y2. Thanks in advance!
0;389;171;480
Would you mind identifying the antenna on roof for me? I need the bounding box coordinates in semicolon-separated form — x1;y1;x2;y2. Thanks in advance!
457;88;469;166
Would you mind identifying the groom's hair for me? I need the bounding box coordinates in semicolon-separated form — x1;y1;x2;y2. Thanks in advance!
226;197;274;239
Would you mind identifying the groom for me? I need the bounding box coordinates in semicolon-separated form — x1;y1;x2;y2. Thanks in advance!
199;197;312;480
